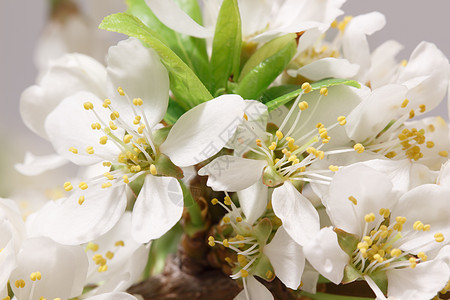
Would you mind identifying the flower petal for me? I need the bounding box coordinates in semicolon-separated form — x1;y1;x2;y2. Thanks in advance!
288;58;360;81
10;237;88;300
161;95;246;167
20;53;106;139
303;227;348;285
132;175;183;243
386;259;449;300
144;0;212;38
14;152;68;176
368;40;404;89
86;292;139;300
106;38;170;128
44;91;123;165
28;184;127;245
272;181;319;246
234;275;274;300
198;156;267;192
237;180;268;225
264;226;305;289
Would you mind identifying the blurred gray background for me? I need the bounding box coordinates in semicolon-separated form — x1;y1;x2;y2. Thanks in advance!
0;0;449;195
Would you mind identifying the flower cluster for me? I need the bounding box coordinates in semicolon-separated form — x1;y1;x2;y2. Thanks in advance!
5;0;450;299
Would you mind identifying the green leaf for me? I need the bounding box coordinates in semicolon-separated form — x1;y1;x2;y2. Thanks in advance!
210;0;242;92
259;84;304;104
144;223;183;277
265;78;361;111
334;228;359;257
126;0;212;90
370;272;388;294
251;253;275;282
235;34;297;99
164;98;186;125
99;13;213;109
300;291;373;300
253;218;273;245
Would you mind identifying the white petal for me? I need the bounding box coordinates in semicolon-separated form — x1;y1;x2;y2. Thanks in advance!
14;152;68;176
161;95;246;167
397;42;450;111
391;184;450;254
346;84;408;142
289;58;360;81
86;292;139;300
303;227;348;285
44;91;123;165
29;184;127;245
238;180;268;224
10;237;88;299
20;53;107;138
235;275;274;300
324;163;397;237
106;38;170;128
271;181;319;246
387;259;449;300
368;40;404;89
132;175;183;243
264;226;305;289
300;263;320;294
198;156;267;192
144;0;212;38
0;223;16;291
343;12;386;81
438;160;450;187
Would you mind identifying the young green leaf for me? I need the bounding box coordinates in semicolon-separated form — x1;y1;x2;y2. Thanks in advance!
265;78;361;111
99;13;213;109
164;98;187;125
210;0;242;93
235;34;297;100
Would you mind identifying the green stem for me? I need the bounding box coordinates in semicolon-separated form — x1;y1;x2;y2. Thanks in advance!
178;180;205;234
300;291;373;300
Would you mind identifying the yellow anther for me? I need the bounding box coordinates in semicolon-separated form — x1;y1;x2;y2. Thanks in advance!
409;109;415;119
225;257;233;264
138;124;146;134
337;15;353;32
118;154;126;163
211;198;219;205
240;269;249;278
364;213;375;223
103;99;111;108
439;151;449;157
103;172;114;180
222;216;231;223
123;175;129;184
337;116;346;126
68;147;78;154
106;251;114;260
3;296;11;300
256;139;262;147
319;87;328;96
14;279;26;288
117;87;125;96
288;155;297;162
109;121;118;130
401;60;408;67
115;240;125;247
276;130;284;140
331;20;338;28
63;181;73;191
373;254;383;263
419;104;426;113
268;142;277;151
316;122;324;129
354;143;365;153
91;122;101;130
99;136;108;145
83;102;94;110
78;182;88;190
224;196;232;206
86;242;99;252
133;115;142;125
428;124;435;132
223;239;230;247
423;224;431;231
401;99;409;108
236;217;243;222
418;252;427;261
298;101;309;111
426;141;435;148
434;233;445;243
266;270;274;279
208;236;216;247
413;220;424;231
326;165;338;172
98;265;108;272
133;98;143;106
409;257;417;268
86;146;95;155
101;182;112;189
130;165;141;172
123;134;133;144
110;111;120;120
301;82;312;93
78;196;85;205
396;216;406;225
150;164;157;175
390;248;402;257
348;196;357;205
379;208;390;218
